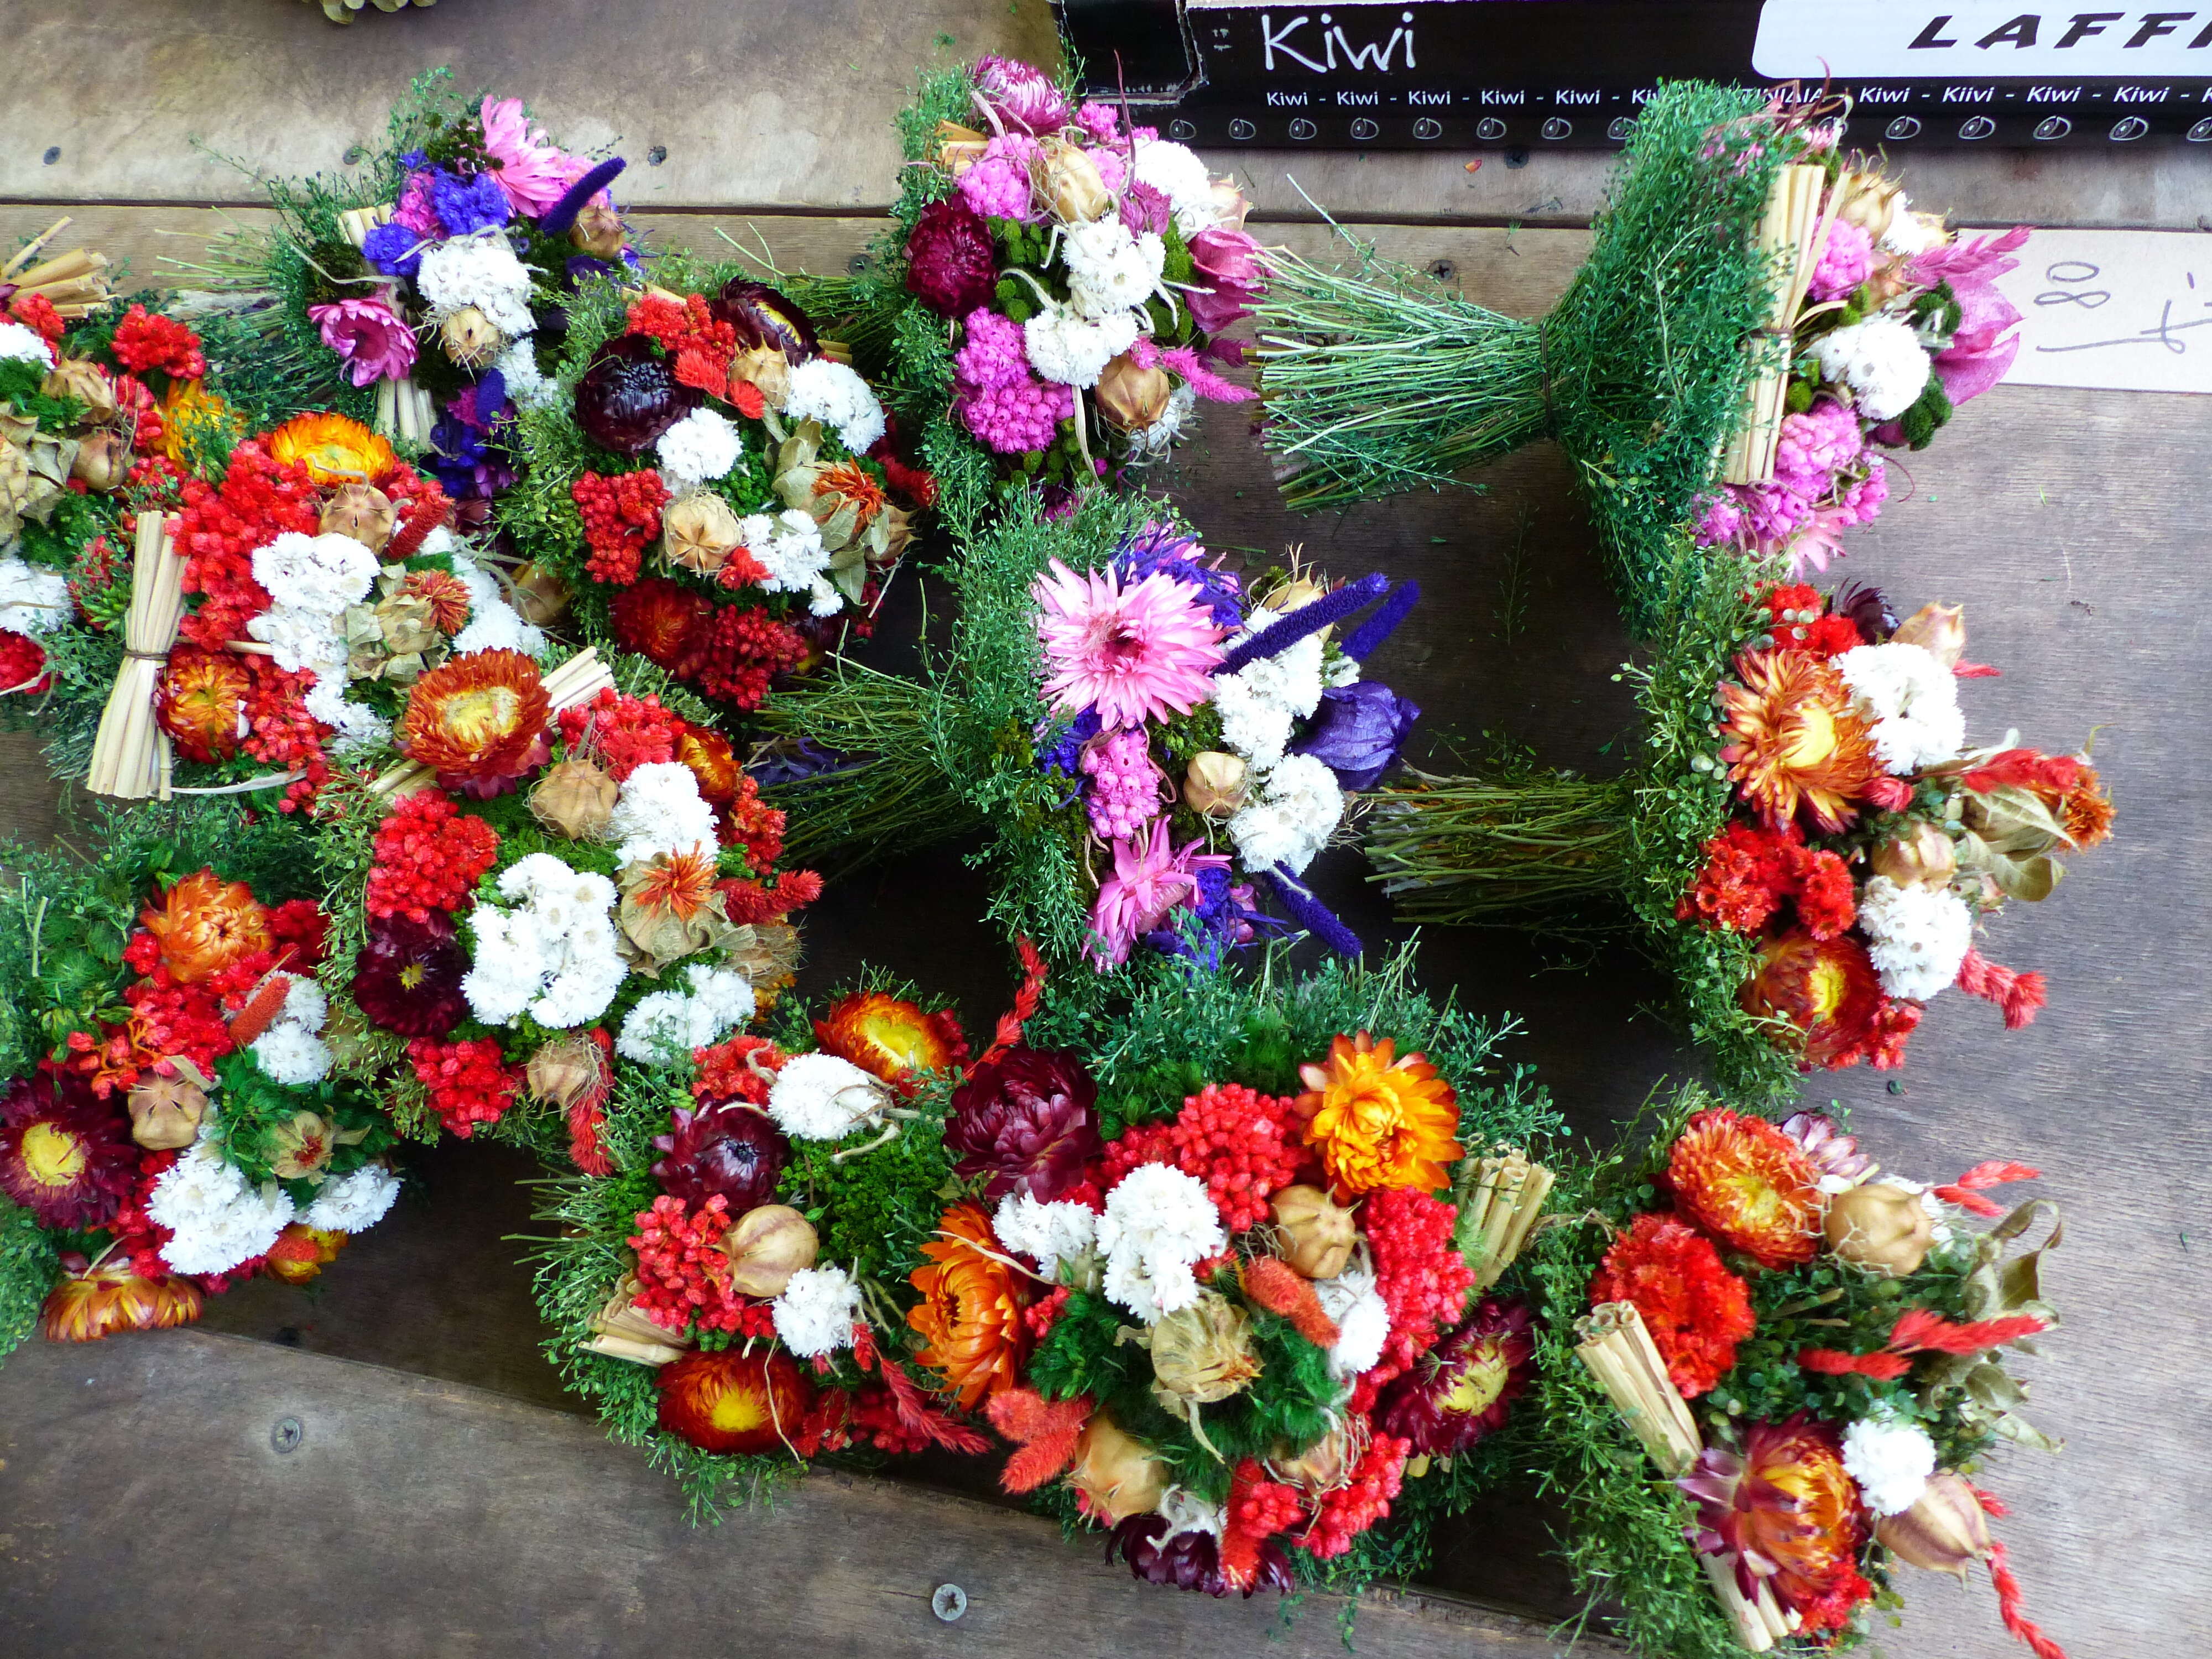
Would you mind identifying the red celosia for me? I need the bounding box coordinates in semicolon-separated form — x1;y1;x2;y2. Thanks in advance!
8;291;64;344
1357;1187;1476;1405
626;292;738;395
174;440;323;650
1678;821;1855;941
406;1036;521;1138
695;604;807;708
381;478;451;564
557;687;681;781
1241;1254;1339;1348
688;1033;786;1106
1961;748;2081;797
572;468;670;586
108;305;207;380
986;1385;1093;1493
718;773;788;875
627;1193;759;1335
0;630;49;696
1797;1306;2051;1380
1223;1459;1307;1585
265;898;329;969
1099;1082;1308;1233
1301;1432;1409;1559
714;545;771;592
1933;1157;2041;1217
366;789;501;923
1589;1213;1756;1397
1953;948;2048;1030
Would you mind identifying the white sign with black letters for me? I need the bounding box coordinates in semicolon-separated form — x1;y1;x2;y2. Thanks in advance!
1754;0;2212;79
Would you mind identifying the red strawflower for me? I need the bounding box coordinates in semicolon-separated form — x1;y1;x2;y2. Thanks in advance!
1680;1418;1871;1634
1099;1082;1308;1233
0;630;49;696
1588;1212;1756;1397
1743;931;1919;1071
572;468;670;586
557;687;681;781
0;1067;138;1229
366;788;500;923
609;576;715;675
656;1346;811;1454
1356;1187;1477;1406
265;898;329;969
406;1036;521;1139
1374;1298;1536;1456
108;305;207;380
7;291;64;345
1301;1432;1410;1559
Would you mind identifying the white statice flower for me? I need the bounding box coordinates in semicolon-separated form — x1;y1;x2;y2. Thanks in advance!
0;556;71;637
766;1051;889;1141
302;1163;402;1233
1812;315;1933;422
772;1265;863;1359
606;760;719;866
1855;876;1973;1001
1835;642;1965;774
654;407;746;490
1061;220;1166;319
993;1192;1098;1279
246;606;346;676
1841;1416;1938;1515
1313;1263;1390;1381
742;509;837;614
302;674;390;758
615;963;757;1064
1022;304;1140;390
0;320;55;369
783;357;886;454
447;551;547;659
1228;753;1344;878
253;532;379;618
1129;138;1222;237
463;855;626;1029
492;340;560;412
415;237;537;337
1095;1162;1225;1324
146;1120;295;1277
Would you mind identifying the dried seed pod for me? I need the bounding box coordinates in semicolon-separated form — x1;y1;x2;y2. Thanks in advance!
1890;602;1968;669
1269;1183;1357;1279
661;493;744;577
1067;1415;1169;1525
508;561;571;626
1824;1181;1935;1277
321;483;397;554
1870;821;1958;889
569;201;627;260
1182;751;1248;819
1093;352;1173;431
1876;1473;1995;1582
126;1073;207;1150
439;306;505;369
721;1203;818;1298
530;756;618;841
69;428;131;491
1148;1291;1262;1405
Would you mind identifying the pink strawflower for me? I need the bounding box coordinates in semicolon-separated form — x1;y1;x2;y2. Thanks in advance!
309;296;419;387
973;55;1071;135
957;134;1043;223
1771;400;1863;499
1807;219;1874;302
1032;559;1225;730
478;95;588;216
1081;726;1167;840
1087;818;1229;968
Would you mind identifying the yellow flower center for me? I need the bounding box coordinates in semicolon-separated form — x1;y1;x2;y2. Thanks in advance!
1782;702;1839;769
707;1379;773;1438
399;963;426;990
1439;1343;1510;1419
436;685;524;752
20;1122;89;1189
1804;954;1850;1022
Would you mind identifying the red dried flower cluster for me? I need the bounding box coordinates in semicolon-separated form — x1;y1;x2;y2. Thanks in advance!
626;291;738;398
717;773;786;873
1679;821;1856;940
557;687;681;781
1760;583;1862;659
174;441;324;649
367;789;502;922
108;305;207;381
1301;1433;1410;1560
1589;1212;1756;1397
716;869;822;925
406;1036;521;1139
690;1034;786;1105
572;468;669;585
122;456;187;511
238;657;330;813
1229;1460;1306;1541
1356;1187;1475;1406
0;631;49;696
108;373;165;452
626;1193;765;1335
1021;1283;1072;1341
697;604;807;709
1099;1082;1308;1233
7;291;64;345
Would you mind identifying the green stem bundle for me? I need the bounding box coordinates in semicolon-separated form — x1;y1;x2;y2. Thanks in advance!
1366;771;1636;924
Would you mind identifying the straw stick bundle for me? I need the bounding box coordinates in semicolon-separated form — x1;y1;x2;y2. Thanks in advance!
583;1279;691;1366
86;512;189;801
2;218;113;320
1699;1554;1798;1652
1453;1147;1556;1291
336;204;436;442
1572;1298;1702;1477
369;647;618;799
1720;164;1837;487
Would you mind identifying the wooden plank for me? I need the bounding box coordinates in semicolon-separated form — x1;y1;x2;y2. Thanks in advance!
0;1329;1604;1659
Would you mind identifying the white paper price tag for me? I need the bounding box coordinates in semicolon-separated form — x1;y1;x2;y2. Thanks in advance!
1994;229;2212;394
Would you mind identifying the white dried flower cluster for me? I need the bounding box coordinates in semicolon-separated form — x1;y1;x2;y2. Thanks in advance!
252;532;378;633
247;974;333;1086
1811;315;1933;422
783;357;886;454
0;321;55;369
492;341;560;413
766;1051;888;1141
741;509;840;615
249;531;387;754
1841;1416;1938;1515
1312;1262;1390;1381
447;549;547;659
1836;642;1965;774
615;963;756;1064
606;760;720;866
1228;752;1343;878
1023;303;1140;389
0;555;71;638
771;1264;862;1359
1856;875;1974;1001
415;237;536;338
1212;633;1324;771
1128;138;1228;239
146;1118;294;1277
1062;219;1166;319
301;1162;403;1233
1879;198;1945;258
992;1191;1098;1279
654;408;746;491
1096;1162;1225;1324
462;853;627;1029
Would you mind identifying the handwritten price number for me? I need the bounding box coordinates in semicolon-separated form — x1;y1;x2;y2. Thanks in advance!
2036;261;2110;311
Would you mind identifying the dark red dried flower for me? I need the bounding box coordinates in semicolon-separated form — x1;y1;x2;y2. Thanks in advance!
352;912;471;1039
650;1100;791;1216
573;333;701;454
1105;1515;1296;1598
905;199;1003;320
945;1046;1103;1203
0;1067;137;1229
1374;1298;1535;1456
708;279;820;361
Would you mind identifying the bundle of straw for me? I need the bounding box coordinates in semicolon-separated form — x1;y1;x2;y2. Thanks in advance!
2;218;112;320
1452;1147;1555;1290
1719;164;1833;487
370;647;618;800
1699;1556;1798;1654
86;513;189;801
1572;1298;1702;1477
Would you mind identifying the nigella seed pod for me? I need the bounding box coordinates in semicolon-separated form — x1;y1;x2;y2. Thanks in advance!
1870;821;1957;889
1876;1473;1995;1581
320;483;397;555
720;1203;817;1297
1823;1180;1935;1276
1269;1184;1356;1279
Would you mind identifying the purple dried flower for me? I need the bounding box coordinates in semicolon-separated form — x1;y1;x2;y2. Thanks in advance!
1291;681;1420;791
572;333;701;453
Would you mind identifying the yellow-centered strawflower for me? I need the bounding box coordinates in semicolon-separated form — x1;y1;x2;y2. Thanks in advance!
1295;1031;1463;1197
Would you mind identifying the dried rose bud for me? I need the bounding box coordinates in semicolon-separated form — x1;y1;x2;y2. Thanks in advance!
569;201;626;260
1876;1473;1995;1582
1036;138;1112;223
70;428;131;491
439;306;505;369
1093;351;1172;431
1068;1415;1168;1524
126;1073;207;1150
1269;1183;1356;1279
1824;1180;1934;1277
1264;576;1328;614
530;756;618;841
42;358;117;424
1871;821;1958;889
1891;602;1967;669
1182;752;1248;819
322;483;397;554
1148;1292;1262;1405
661;493;743;577
509;561;571;627
1205;179;1254;231
721;1203;817;1297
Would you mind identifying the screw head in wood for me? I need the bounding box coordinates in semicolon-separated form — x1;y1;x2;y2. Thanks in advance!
270;1416;304;1454
931;1584;967;1622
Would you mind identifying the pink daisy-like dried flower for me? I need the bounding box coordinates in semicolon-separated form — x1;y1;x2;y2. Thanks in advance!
1087;818;1230;968
478;96;588;216
1033;559;1225;731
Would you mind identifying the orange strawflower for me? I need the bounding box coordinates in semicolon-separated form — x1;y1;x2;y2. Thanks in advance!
1743;930;1909;1070
907;1200;1033;1410
1683;1419;1871;1634
399;649;551;786
1295;1031;1463;1198
814;460;888;521
2048;765;2114;850
1719;648;1884;834
815;990;967;1084
655;1348;813;1455
154;647;249;764
265;1223;349;1285
268;411;397;486
1666;1109;1824;1268
40;1258;204;1342
139;868;272;985
674;724;741;805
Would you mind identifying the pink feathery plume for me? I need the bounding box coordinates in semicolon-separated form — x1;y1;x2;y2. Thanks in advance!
1954;948;2048;1030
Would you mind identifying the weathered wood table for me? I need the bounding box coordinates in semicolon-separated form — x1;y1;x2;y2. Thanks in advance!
4;4;2208;1655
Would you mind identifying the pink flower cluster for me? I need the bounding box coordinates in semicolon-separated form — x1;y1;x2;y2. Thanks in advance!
955;309;1072;455
958;133;1044;223
1698;400;1886;571
1807;219;1874;303
1080;727;1167;840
